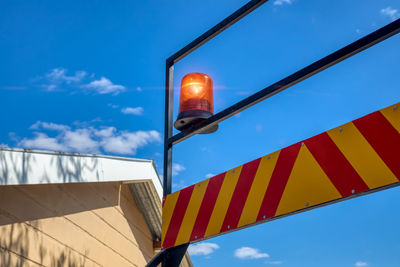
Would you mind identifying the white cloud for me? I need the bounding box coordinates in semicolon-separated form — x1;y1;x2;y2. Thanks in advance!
381;7;399;21
30;121;70;132
172;163;185;176
41;68;126;95
205;173;215;178
274;0;292;6
108;103;119;109
19;133;67;151
355;261;368;267
63;129;100;154
43;68;87;91
188;243;219;256
101;130;161;155
46;68;87;84
234;247;270;260
45;84;58;92
86;77;125;95
17;121;160;155
121;107;144;115
93;127;115;138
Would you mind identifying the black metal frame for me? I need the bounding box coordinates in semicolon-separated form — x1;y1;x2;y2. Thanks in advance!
150;0;400;265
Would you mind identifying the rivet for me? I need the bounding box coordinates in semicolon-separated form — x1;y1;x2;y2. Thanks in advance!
394;106;398;110
197;183;201;187
339;127;343;132
227;225;230;229
263;215;266;219
232;169;235;173
351;189;355;194
305;202;309;207
267;155;271;159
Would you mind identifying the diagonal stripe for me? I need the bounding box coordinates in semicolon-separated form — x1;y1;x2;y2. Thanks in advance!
204;166;242;238
353;111;400;181
257;143;301;221
162;185;195;248
380;103;400;134
161;192;180;243
305;132;369;196
276;145;341;216
238;151;280;228
327;122;398;189
189;172;226;241
220;158;261;232
174;179;210;246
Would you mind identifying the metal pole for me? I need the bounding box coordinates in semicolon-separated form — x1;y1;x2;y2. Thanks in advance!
161;59;192;267
163;61;174;196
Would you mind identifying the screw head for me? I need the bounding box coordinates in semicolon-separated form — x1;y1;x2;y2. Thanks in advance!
267;155;271;159
339;127;343;132
195;236;197;239
394;106;398;110
301;142;304;146
351;189;355;194
227;225;230;229
305;202;309;207
263;215;266;219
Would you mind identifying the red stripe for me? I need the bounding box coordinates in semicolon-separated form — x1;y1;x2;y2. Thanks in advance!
220;158;261;232
189;173;226;241
353;111;400;181
257;143;301;221
162;185;195;248
305;132;369;196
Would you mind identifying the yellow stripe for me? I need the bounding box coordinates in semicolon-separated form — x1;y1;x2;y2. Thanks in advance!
161;191;180;242
276;145;341;216
174;179;210;245
204;166;242;238
380;103;400;133
237;151;280;227
327;122;398;189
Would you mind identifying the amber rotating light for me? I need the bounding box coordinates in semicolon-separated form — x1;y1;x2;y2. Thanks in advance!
174;73;218;134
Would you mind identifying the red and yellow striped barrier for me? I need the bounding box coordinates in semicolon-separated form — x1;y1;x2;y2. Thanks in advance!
162;102;400;249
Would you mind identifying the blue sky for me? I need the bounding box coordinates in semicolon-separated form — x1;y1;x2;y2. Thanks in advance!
1;0;400;266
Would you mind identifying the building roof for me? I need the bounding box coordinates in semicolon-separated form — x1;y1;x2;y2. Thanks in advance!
0;147;164;240
0;147;162;195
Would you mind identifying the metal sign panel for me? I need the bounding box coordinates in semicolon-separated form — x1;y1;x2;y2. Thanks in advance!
161;102;400;249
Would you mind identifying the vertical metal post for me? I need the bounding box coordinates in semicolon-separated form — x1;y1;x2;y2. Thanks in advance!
163;61;174;197
162;60;191;267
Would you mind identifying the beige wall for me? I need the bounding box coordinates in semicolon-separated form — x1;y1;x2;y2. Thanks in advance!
0;182;155;267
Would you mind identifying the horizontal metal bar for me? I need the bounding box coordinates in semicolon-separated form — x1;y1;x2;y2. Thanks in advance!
169;18;400;146
167;0;269;64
